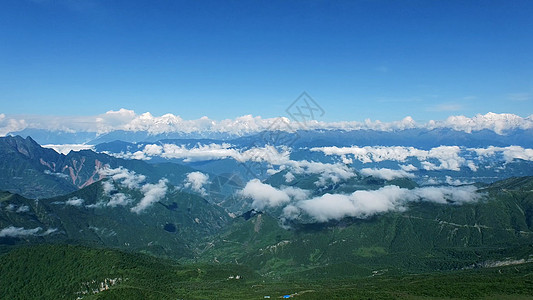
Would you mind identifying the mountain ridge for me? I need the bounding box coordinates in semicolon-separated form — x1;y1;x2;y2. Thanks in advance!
0;135;199;199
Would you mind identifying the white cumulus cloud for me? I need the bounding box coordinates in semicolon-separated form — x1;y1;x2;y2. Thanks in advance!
99;166;146;189
65;197;85;207
107;193;132;207
183;171;210;196
239;179;311;210
285;185;482;222
284;172;295;183
131;179;169;214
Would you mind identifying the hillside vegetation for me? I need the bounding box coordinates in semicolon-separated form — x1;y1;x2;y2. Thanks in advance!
1;244;533;299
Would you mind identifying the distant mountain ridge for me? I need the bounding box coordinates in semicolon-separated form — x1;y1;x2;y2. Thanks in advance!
4;109;533;147
3;111;533;145
0;135;197;199
8;127;533;148
90;128;533;155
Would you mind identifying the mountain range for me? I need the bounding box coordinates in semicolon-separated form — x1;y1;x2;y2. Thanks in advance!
1;133;533;298
9;127;533;148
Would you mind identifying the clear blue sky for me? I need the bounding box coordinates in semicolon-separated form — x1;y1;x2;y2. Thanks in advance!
1;0;532;122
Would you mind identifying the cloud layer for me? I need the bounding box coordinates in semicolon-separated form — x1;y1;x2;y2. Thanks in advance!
2;110;532;137
237;179;482;223
312;145;468;171
286;185;482;222
111;143;355;186
312;145;533;172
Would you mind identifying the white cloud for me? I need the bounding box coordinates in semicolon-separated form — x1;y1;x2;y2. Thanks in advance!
282;204;300;220
286;185;481;222
123;143;354;186
286;160;356;187
424;146;464;171
360;168;415;180
239;179;291;210
143;144;163;156
239;179;310;210
295;186;408;222
282;186;311;201
41;228;58;235
4;203;30;213
106;150;150;161
312;145;429;163
98;168;167;210
99;166;146;189
312;145;466;171
131;179;169;214
0;226;57;237
429;112;533;134
501;146;533;162
445;176;473;186
158;143;239;162
100;180;131;207
467;161;478;172
472;146;533;163
107;193;131;207
0;226;42;237
65;197;84;207
341;155;353;164
134;143;292;165
284;172;295;183
1;111;532;136
102;180;116;194
44;170;69;179
183;171;209;196
0;115;27;136
411;185;480;204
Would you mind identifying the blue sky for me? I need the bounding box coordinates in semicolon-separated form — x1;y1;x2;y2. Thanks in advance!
1;0;532;122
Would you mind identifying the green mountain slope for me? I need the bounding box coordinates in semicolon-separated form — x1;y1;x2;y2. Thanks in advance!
0;180;231;259
199;177;533;277
0;244;258;300
1;244;532;300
